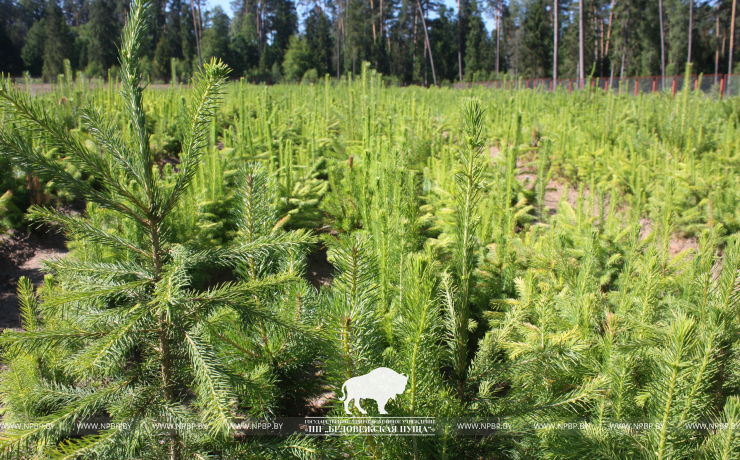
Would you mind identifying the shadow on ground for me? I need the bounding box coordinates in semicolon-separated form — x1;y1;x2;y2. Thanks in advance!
0;229;68;329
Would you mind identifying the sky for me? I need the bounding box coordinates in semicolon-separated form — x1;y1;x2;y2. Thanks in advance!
208;0;496;32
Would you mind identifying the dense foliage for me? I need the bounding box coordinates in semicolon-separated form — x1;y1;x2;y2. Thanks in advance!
3;1;740;457
1;0;740;85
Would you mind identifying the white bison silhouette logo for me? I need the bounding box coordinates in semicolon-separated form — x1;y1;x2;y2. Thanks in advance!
340;367;408;415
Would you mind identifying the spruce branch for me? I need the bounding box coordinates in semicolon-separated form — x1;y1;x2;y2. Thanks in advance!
79;106;150;204
16;277;40;332
0;380;130;459
183;330;237;437
0;130;148;226
27;205;151;258
42;258;154;282
162;59;230;218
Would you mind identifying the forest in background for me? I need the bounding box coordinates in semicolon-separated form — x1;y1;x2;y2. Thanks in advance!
1;0;740;85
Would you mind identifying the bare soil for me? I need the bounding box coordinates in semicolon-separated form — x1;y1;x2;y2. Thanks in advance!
497;144;699;258
542;179;580;212
0;229;68;329
669;234;699;258
489;144;579;214
304;244;334;289
0;225;335;330
18;83;175;95
638;218;698;257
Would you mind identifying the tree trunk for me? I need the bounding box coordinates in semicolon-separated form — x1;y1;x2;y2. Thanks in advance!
159;319;178;460
594;5;599;73
190;0;202;68
688;0;693;63
255;0;260;53
370;0;376;41
716;7;721;83
605;0;615;56
417;0;437;86
413;1;418;80
730;0;737;89
579;0;585;86
150;217;178;460
659;0;665;88
196;1;203;49
620;0;628;79
609;65;614;90
553;0;558;85
496;0;501;76
257;0;264;57
600;7;605;59
458;0;463;82
337;0;343;79
381;0;387;51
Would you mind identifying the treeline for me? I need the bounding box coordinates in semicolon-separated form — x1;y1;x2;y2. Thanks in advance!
0;0;738;85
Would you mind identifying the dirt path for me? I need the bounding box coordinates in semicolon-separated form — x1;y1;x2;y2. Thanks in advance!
0;229;68;329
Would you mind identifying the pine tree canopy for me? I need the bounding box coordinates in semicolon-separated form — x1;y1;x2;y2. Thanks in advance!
2;1;738;84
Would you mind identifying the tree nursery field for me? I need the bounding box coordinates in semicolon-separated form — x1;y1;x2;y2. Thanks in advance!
3;3;740;459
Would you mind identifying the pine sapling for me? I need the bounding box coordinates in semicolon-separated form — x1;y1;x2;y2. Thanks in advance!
449;98;486;402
